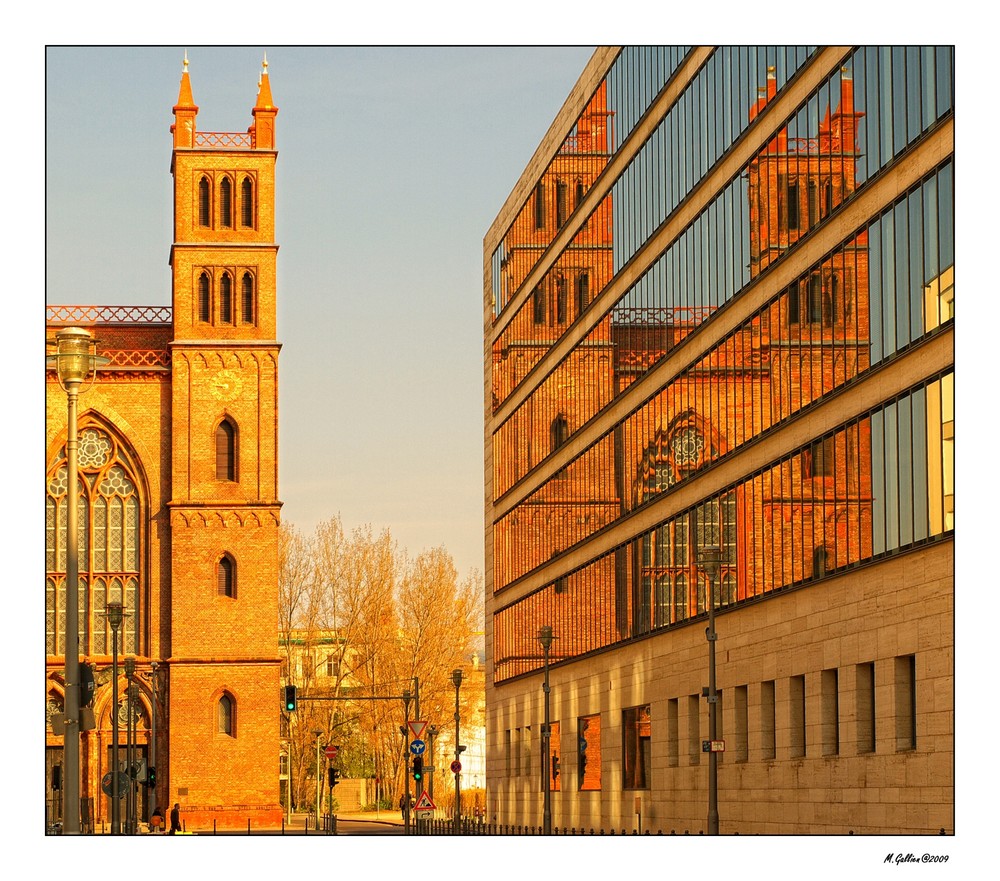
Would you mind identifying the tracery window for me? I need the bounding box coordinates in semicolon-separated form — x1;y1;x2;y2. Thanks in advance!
46;426;141;656
635;422;736;627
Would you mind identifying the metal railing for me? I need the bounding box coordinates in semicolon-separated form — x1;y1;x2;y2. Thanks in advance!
46;305;173;324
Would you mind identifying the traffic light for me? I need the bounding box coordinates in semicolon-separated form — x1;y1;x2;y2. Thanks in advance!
551;755;560;781
283;684;297;712
80;662;96;707
146;766;156;788
329;768;340;787
412;756;423;783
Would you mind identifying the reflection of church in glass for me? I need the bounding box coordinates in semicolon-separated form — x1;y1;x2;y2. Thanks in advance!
493;67;873;641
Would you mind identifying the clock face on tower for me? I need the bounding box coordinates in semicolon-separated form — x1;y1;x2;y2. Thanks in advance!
210;368;243;401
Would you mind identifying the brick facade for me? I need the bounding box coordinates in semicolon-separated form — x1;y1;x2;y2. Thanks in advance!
46;58;283;831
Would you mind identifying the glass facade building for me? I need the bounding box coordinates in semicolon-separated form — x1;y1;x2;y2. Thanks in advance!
484;46;953;834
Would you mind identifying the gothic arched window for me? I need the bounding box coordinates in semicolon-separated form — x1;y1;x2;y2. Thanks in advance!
555;274;568;324
218;693;235;735
220;177;233;228
198;272;211;323
198;176;211;227
46;426;141;656
240;176;254;227
216;419;236;481
556;179;568;228
576;272;590;315
533;284;546;325
218;555;236;598
241;273;255;325
220;273;233;324
534;181;546;230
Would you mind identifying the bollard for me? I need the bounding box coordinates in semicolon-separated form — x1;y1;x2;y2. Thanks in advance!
247;818;251;835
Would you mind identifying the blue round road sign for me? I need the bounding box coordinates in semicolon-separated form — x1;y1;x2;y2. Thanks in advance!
409;738;426;755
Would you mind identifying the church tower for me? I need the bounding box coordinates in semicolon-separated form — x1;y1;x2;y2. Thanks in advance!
165;55;282;827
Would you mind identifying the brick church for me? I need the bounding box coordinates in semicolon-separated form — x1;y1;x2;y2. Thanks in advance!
45;57;283;830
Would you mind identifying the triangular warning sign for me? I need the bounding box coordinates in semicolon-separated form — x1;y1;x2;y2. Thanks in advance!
414;790;436;810
408;720;427;740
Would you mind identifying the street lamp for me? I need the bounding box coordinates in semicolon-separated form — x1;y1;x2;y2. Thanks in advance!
149;660;159;824
313;729;323;831
427;724;439;801
452;668;463;835
699;547;723;836
402;689;412;835
47;326;107;834
107;599;123;834
537;626;554;835
124;655;136;834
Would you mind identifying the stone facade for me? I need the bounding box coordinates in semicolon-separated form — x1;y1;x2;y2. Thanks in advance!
484;47;954;834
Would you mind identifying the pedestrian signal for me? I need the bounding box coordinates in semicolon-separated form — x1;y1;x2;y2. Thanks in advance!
283;684;297;712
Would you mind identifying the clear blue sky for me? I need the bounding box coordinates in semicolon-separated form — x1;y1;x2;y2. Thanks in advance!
45;45;594;578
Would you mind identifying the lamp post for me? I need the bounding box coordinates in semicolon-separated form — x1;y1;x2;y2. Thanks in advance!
107;600;123;835
149;660;158;823
427;724;439;801
537;626;554;835
313;729;323;831
124;655;136;834
700;547;723;836
47;327;107;834
452;668;463;835
401;688;412;836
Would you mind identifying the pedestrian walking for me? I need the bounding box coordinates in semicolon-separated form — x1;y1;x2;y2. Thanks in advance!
169;802;181;835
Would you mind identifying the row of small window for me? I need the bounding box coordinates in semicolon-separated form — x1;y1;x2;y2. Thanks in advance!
505;656;917;793
532;271;591;326
197;174;256;229
197;270;257;325
533;179;588;232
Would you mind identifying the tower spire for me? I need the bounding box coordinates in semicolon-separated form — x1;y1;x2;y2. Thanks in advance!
171;51;198;148
251;52;278;149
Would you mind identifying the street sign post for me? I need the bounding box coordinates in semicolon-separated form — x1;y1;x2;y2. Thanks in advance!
450;760;462;774
324;744;339;760
409;738;425;755
408;720;427;740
